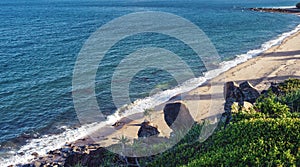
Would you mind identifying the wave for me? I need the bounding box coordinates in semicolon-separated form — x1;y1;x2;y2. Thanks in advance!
1;23;300;166
266;6;297;9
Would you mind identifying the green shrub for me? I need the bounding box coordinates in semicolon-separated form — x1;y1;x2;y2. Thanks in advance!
255;93;290;118
185;117;300;167
277;78;300;94
279;90;300;112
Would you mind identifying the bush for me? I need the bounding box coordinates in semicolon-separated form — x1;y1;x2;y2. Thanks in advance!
279;90;300;112
296;2;300;9
255;93;290;118
277;78;300;94
186;117;300;167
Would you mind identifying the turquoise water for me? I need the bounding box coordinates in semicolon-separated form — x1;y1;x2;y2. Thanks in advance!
0;0;300;164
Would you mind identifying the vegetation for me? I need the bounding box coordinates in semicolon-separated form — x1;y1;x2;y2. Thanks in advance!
148;79;300;167
70;79;300;166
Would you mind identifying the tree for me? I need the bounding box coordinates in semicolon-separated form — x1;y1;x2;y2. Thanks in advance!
296;2;300;9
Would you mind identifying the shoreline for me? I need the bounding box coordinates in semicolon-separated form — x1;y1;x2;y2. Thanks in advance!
16;25;300;167
5;16;300;167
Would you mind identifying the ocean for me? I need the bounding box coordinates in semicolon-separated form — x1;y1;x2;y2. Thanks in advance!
0;0;299;165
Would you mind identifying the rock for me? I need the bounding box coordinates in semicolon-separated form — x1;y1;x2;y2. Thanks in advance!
239;81;260;104
17;152;25;156
163;102;194;131
137;121;160;138
296;2;300;9
224;81;241;99
112;121;125;127
270;82;280;95
64;147;110;166
61;147;71;153
33;161;42;167
250;7;300;14
231;102;254;113
223;82;244;129
87;143;100;150
62;152;69;158
31;152;39;158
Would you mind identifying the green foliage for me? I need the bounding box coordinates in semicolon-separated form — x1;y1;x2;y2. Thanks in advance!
255;93;290;118
277;78;300;94
186;117;300;167
279;90;300;112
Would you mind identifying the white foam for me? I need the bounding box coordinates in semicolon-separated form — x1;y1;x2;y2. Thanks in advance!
2;23;300;166
267;6;296;9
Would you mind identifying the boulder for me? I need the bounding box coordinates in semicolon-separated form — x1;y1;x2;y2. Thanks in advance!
137;121;160;138
223;81;244;112
270;82;280;95
239;81;260;104
163;102;194;131
224;81;241;100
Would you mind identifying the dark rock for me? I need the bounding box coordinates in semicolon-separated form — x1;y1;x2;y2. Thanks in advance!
223;81;244;129
112;121;125;127
163;102;194;131
64;147;112;167
137;121;160;138
17;152;25;156
239;81;260;104
261;90;268;95
250;7;300;14
61;147;71;153
31;152;39;158
270;82;280;95
20;164;32;167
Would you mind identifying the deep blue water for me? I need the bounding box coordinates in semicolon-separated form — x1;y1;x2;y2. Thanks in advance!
0;0;299;159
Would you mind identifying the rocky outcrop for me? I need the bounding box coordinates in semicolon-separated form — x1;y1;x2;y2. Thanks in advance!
239;81;260;104
137;121;160;138
19;143;102;167
250;7;300;14
64;147;110;167
223;81;261;128
224;81;260;107
163;102;194;131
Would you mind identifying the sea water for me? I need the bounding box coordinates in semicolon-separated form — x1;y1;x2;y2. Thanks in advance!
0;0;299;165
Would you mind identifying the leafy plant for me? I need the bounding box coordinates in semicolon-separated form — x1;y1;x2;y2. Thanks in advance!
255;93;290;118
